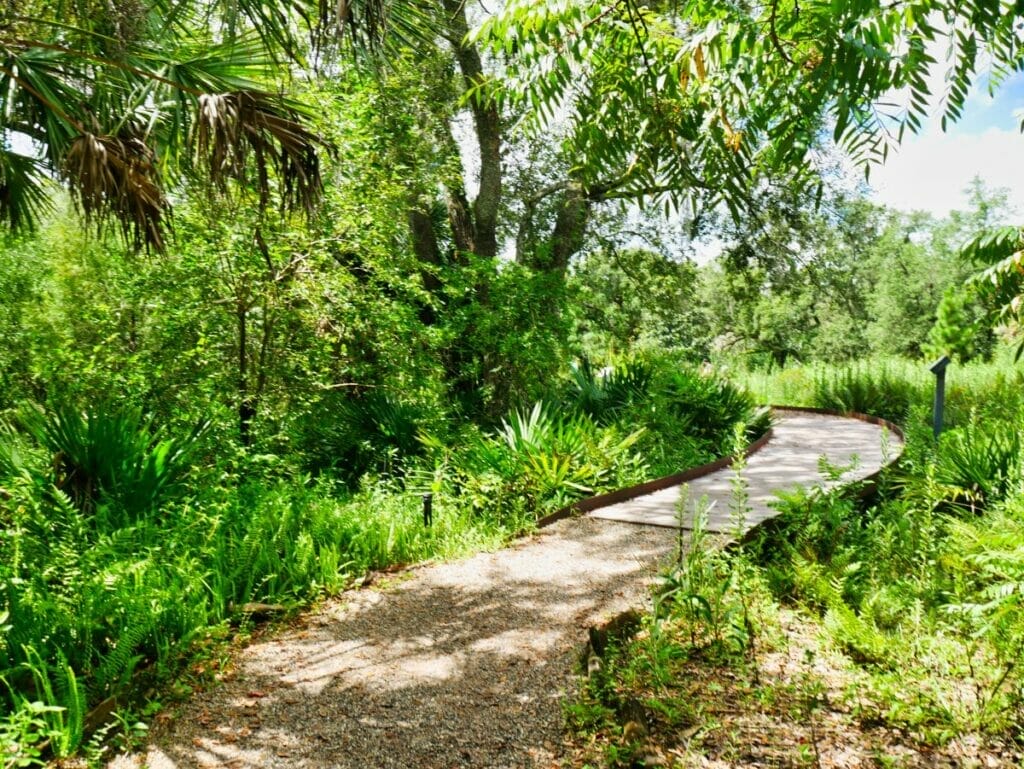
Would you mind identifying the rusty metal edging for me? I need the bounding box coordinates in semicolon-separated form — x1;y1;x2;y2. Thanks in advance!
768;406;904;499
733;406;906;546
538;406;905;529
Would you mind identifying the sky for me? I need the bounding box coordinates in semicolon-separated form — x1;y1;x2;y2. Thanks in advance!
867;70;1024;219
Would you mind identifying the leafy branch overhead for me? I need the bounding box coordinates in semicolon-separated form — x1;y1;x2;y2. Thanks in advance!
0;0;419;250
474;0;1024;215
963;226;1024;357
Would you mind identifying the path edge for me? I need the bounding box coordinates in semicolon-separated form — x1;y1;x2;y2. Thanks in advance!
538;406;905;529
536;424;775;529
768;405;905;502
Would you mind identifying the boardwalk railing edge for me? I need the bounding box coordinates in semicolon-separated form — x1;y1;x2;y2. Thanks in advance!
537;406;905;529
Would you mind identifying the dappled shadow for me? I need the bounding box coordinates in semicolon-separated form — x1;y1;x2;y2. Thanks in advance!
119;518;684;768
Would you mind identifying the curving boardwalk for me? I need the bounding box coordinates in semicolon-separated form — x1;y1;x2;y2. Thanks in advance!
116;410;899;769
590;409;902;532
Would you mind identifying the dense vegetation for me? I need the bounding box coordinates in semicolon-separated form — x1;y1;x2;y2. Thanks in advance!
568;356;1024;766
0;204;776;764
1;0;1023;765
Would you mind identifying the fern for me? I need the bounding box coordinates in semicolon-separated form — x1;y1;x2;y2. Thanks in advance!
89;615;154;701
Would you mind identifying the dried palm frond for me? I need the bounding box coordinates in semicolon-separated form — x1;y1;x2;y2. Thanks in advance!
63;131;168;251
195;90;325;217
313;0;432;62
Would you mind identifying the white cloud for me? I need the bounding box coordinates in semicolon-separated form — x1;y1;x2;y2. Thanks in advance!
868;126;1024;218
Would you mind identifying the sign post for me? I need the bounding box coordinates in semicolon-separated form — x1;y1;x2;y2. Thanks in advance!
929;356;951;440
422;492;433;527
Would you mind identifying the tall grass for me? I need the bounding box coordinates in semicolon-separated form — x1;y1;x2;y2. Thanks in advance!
733;349;1024;429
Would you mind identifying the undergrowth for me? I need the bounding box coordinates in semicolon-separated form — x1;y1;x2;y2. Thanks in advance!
569;356;1024;766
0;355;762;763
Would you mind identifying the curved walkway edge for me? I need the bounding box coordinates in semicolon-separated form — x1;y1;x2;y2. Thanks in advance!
586;408;903;533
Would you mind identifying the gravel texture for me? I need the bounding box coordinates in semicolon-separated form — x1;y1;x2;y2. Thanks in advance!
114;411;899;768
115;517;680;768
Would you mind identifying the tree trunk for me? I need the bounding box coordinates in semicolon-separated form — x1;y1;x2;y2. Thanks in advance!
407;206;444;324
549;184;592;272
442;0;501;259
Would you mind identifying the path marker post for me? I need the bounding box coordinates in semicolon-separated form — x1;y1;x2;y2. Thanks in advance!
929;355;950;440
422;492;433;527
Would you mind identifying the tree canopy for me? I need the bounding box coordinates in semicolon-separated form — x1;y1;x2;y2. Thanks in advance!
477;0;1024;215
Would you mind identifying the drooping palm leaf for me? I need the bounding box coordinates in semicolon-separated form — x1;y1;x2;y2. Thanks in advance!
195;90;324;215
63;132;168;251
0;148;53;233
0;0;431;247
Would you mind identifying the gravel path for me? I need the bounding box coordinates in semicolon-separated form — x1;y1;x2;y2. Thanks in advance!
115;411;898;768
117;518;679;769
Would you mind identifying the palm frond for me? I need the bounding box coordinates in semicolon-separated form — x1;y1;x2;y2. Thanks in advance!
313;0;434;63
62;132;168;251
194;90;326;216
0;147;53;232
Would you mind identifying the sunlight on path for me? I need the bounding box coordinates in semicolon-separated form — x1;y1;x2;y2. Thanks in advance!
589;410;901;532
115;410;900;768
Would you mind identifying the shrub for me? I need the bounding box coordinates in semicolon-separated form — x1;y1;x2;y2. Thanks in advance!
6;402;206;526
932;418;1022;511
295;390;430;485
563;358;653;425
442;401;648;520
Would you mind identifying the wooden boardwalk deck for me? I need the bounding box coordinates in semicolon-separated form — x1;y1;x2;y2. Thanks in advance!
588;409;902;533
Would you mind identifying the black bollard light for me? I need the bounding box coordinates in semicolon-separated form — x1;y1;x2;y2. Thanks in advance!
422;492;433;528
929;355;951;440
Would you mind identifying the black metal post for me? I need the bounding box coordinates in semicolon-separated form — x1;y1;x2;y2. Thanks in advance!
929;356;950;440
422;492;433;527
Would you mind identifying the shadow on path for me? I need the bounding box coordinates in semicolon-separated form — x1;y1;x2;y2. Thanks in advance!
120;410;900;768
122;519;680;768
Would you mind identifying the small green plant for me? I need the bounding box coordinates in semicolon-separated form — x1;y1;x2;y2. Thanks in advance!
13;402;207;524
295;390;430;485
810;365;924;424
0;699;62;769
564;357;653;425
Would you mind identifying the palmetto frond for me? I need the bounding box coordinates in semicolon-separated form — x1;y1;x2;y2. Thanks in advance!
0;148;53;233
63;132;168;251
195;91;323;216
0;0;431;249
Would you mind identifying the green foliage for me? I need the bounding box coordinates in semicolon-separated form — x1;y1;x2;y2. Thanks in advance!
477;0;1024;218
742;359;1024;741
962;225;1024;360
12;403;207;523
568;248;706;358
443;401;649;519
928;285;995;363
437;259;572;421
652;364;771;451
564;358;653;426
810;365;925;424
930;418;1022;511
0;699;65;769
296;391;430;484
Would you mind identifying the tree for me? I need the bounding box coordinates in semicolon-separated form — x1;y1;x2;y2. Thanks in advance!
477;0;1023;216
569;247;705;357
0;0;427;249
